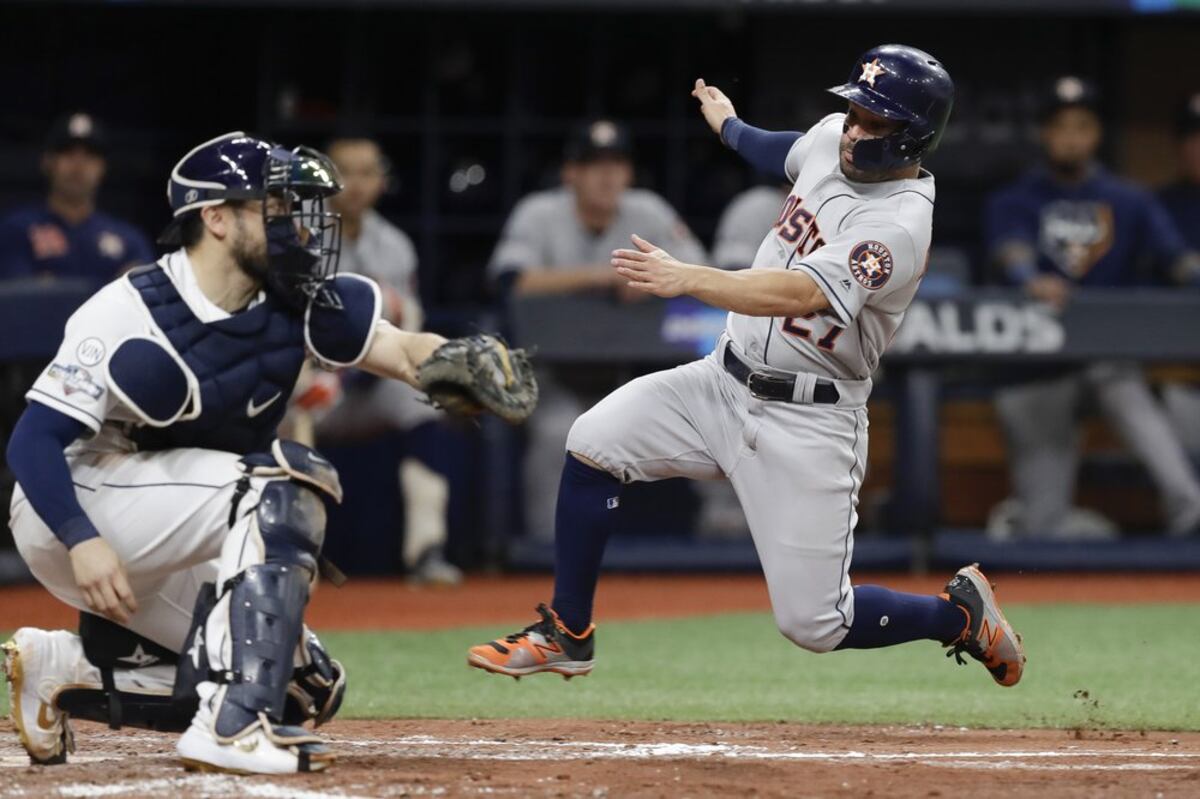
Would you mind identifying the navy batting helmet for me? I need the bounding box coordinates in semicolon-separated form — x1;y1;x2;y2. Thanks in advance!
159;131;344;309
828;44;954;173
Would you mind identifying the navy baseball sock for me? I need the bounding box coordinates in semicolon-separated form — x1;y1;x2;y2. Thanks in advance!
834;585;966;650
550;454;623;636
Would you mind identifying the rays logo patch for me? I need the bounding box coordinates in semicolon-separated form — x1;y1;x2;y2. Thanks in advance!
848;240;894;291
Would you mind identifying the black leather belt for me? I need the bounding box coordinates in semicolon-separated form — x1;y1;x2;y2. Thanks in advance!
722;347;840;404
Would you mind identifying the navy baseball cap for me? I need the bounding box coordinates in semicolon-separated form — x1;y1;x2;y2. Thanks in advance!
1039;76;1101;122
564;119;632;163
45;112;107;156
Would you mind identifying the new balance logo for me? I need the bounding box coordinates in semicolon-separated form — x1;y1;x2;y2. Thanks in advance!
980;619;1002;651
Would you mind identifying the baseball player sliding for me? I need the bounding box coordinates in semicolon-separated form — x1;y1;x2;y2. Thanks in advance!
3;133;534;773
469;45;1026;688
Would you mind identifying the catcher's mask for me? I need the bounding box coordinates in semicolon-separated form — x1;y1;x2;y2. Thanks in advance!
262;146;344;310
160;132;344;311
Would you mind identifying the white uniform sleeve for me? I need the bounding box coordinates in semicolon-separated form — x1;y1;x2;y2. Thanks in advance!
793;218;921;327
488;196;548;279
26;281;147;433
784;113;844;183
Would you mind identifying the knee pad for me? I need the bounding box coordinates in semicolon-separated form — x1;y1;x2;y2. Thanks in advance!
256;480;327;573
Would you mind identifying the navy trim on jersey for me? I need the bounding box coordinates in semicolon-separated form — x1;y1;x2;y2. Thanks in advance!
835;408;866;630
884;188;935;206
28;390;103;427
795;263;853;325
98;480;231;490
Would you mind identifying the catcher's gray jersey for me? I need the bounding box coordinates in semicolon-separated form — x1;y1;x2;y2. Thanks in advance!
726;113;934;380
489;187;706;278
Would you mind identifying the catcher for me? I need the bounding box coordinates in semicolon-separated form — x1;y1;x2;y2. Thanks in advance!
2;131;535;774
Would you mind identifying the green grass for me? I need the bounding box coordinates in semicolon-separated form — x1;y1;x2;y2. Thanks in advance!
4;604;1199;730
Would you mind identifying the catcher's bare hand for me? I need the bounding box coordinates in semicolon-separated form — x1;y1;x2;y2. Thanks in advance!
611;234;696;299
69;537;138;624
692;78;738;136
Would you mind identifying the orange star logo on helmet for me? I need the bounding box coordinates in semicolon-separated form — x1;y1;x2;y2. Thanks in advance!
859;58;887;88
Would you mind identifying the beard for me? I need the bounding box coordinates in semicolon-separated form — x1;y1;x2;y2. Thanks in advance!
230;214;270;284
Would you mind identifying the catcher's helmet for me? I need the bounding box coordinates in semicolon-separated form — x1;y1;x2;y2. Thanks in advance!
828;44;954;173
159;131;344;309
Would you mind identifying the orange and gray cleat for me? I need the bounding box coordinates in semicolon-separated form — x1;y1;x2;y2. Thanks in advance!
942;563;1026;687
467;604;594;679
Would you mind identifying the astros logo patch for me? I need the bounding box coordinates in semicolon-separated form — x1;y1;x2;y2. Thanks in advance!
848;241;893;290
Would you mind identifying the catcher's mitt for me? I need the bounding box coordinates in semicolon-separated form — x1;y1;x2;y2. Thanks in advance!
417;335;538;424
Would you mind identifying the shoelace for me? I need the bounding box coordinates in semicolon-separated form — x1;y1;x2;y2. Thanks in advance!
946;643;971;666
504;605;556;644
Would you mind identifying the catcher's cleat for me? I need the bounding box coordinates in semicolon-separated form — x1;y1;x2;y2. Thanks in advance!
176;684;335;775
942;563;1026;687
467;604;594;679
3;629;77;765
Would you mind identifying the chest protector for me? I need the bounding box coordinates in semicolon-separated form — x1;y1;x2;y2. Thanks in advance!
124;265;306;454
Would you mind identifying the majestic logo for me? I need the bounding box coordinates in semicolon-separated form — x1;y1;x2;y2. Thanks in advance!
858;58;887;88
848;241;894;290
246;391;282;418
47;363;104;400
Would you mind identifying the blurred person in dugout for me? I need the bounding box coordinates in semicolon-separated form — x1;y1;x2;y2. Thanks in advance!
0;112;153;288
288;135;461;584
712;183;790;271
1157;93;1200;453
985;76;1200;539
489;119;707;539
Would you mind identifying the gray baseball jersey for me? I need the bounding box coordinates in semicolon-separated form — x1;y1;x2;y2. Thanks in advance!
563;112;939;654
726;113;934;381
712;185;789;270
489;187;706;279
317;209;436;433
338;209;420;324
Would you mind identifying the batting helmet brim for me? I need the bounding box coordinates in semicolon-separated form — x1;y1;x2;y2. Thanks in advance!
827;84;915;123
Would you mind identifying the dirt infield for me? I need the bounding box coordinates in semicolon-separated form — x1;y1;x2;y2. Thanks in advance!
3;573;1198;796
1;719;1197;798
4;571;1199;632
